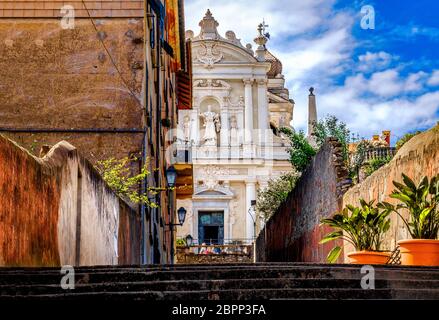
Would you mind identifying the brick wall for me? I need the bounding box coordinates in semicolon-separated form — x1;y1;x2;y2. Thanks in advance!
0;1;143;18
256;138;351;262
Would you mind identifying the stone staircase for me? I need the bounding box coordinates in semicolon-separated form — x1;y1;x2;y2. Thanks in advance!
1;263;438;300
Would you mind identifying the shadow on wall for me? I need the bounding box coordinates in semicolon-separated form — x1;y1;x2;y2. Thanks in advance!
0;135;140;267
256;138;351;263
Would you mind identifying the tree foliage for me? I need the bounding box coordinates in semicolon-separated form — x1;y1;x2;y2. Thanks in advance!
312;115;351;163
280;127;317;172
395;131;422;150
96;155;162;208
256;171;299;221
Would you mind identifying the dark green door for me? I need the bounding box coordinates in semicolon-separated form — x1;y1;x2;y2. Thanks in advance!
198;211;224;244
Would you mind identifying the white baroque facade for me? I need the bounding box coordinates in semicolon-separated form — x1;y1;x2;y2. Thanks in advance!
176;10;294;245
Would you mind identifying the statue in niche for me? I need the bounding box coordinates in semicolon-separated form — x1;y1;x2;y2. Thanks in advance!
230;115;239;146
200;105;221;146
183;115;191;142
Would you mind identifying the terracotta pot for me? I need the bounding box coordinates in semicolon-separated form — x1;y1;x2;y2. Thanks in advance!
398;239;439;266
347;251;391;264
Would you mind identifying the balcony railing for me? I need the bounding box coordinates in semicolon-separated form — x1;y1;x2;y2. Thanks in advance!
363;147;396;162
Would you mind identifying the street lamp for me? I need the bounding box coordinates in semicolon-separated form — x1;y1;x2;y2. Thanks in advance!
185;234;193;247
177;207;187;225
165;165;177;188
165;165;178;264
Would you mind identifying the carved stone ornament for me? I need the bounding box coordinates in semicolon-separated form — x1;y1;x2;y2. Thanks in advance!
196;42;223;69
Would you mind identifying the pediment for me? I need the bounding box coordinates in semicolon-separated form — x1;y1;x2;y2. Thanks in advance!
192;40;257;67
193;184;234;200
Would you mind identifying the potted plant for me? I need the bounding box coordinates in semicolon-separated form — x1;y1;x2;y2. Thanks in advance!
380;173;439;266
320;199;392;264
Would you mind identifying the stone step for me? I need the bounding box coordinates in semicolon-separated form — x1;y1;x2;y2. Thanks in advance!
1;266;439;285
3;288;439;300
1;278;438;296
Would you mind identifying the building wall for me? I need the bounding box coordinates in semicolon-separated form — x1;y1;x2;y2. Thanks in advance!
342;125;439;260
256;138;351;262
0;135;140;267
0;0;192;265
0;17;144;162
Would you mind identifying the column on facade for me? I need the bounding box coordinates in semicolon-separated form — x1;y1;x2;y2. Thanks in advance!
190;109;199;145
220;104;229;147
243;79;254;145
245;181;257;241
257;78;269;147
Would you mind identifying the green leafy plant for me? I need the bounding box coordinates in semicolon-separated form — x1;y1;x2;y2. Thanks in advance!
380;174;439;239
256;171;299;221
176;238;187;246
320;199;392;263
363;155;392;177
280;127;317;172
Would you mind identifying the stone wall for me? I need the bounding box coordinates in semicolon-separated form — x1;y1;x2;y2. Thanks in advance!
0;135;140;267
256;138;351;262
176;247;253;264
342;125;439;260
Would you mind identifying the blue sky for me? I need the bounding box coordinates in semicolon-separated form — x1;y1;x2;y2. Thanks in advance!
185;0;439;144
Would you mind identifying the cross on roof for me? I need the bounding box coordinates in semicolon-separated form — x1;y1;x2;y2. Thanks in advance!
261;19;269;35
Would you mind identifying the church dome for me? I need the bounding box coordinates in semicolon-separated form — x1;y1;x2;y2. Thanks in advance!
265;50;283;78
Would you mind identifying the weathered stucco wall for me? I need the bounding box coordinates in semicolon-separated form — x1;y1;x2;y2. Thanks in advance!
0;18;144;163
256;138;351;262
342;125;439;260
0;135;140;267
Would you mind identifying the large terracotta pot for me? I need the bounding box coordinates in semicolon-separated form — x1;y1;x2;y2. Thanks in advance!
398;239;439;266
347;251;391;264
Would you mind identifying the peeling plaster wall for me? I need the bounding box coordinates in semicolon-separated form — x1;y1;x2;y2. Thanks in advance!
256;138;350;262
342;125;439;260
0;135;140;267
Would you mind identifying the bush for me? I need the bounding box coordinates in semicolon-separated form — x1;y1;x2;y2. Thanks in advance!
363;155;392;177
256;171;299;221
280;127;317;172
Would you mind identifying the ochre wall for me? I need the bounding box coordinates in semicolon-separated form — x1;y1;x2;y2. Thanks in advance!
342;125;439;259
256;138;351;262
0;135;140;267
0;18;144;163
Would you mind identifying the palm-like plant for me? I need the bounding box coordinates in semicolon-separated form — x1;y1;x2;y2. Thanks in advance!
320;199;391;263
379;173;439;239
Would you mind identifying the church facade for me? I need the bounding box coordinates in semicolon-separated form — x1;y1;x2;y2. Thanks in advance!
176;10;294;245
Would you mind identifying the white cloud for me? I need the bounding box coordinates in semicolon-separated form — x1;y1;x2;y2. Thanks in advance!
428;70;439;86
357;51;394;72
184;0;439;143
